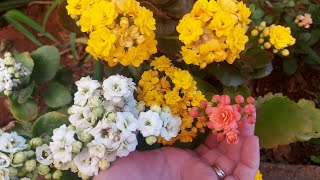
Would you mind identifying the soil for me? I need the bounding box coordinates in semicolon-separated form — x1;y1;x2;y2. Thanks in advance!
1;1;320;174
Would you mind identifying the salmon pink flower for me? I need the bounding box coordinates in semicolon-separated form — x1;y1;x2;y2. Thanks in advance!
235;95;244;104
190;107;200;118
246;96;255;104
199;100;208;108
220;95;231;105
208;105;239;131
225;129;239;144
212;95;221;103
244;104;256;115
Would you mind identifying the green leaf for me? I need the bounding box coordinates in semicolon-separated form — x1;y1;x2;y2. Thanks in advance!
0;0;31;13
296;99;320;139
44;82;72;108
157;38;180;60
31;111;69;137
252;8;264;20
155;19;178;37
247;63;273;79
164;0;194;19
10;121;33;138
255;94;312;148
140;1;171;19
42;0;61;30
10;99;38;121
31;46;60;82
17;81;35;104
194;77;217;99
310;156;320;164
282;58;298;75
209;62;246;87
15;52;34;84
239;49;274;70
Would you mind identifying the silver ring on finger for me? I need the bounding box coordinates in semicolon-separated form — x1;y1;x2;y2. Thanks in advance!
211;164;226;179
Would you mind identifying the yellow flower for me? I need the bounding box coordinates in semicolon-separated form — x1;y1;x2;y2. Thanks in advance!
181;46;200;65
172;70;194;90
226;27;249;54
150;56;172;71
217;0;238;13
164;90;181;105
209;11;236;37
191;91;205;106
66;0;90;19
134;6;156;36
199;39;227;63
144;90;164;106
269;25;295;50
177;16;203;45
178;130;196;143
191;0;217;22
238;2;251;25
114;0;139;16
255;170;263;180
86;27;116;60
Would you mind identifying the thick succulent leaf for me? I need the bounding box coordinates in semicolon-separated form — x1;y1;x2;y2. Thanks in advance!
164;0;194;19
194;77;217;99
31;111;69;137
44;82;72;108
255;94;312;149
239;49;274;70
223;85;251;101
17;81;35;104
57;0;81;33
10;99;38;121
209;62;246;87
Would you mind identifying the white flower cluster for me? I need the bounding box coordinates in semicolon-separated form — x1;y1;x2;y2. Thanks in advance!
0;52;31;96
0;131;35;180
138;105;182;144
47;75;140;179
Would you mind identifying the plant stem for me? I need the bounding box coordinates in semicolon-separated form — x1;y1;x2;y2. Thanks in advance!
93;60;103;81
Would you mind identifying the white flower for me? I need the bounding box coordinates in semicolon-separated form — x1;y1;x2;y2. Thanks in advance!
20;178;30;180
0;132;27;153
74;76;101;106
116;132;138;157
138;110;163;137
116;112;138;132
87;141;106;159
103;150;117;163
68;105;97;132
50;125;75;163
0;152;10;169
87;92;103;108
36;144;53;166
103;75;132;103
122;96;139;117
0;168;9;180
90;121;122;149
160;112;182;141
53;160;71;170
74;148;99;177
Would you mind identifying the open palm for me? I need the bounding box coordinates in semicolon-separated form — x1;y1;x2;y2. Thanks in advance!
195;120;260;179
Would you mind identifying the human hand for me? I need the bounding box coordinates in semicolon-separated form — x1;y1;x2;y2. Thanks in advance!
94;121;259;180
194;119;260;180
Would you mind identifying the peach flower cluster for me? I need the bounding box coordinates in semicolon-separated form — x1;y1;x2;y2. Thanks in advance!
190;94;256;144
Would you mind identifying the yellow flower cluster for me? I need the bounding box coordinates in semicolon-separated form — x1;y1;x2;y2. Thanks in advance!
66;0;157;67
176;0;251;68
251;22;295;56
138;56;206;144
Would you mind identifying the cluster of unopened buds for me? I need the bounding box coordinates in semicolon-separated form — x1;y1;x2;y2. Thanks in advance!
295;13;313;29
251;21;295;57
190;95;256;144
0;52;31;96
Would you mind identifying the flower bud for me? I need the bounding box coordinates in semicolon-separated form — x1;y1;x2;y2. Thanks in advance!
30;137;43;147
195;122;203;129
150;104;161;113
199;128;205;133
260;21;266;28
72;141;83;154
220;95;231;105
16;166;27;177
258;26;263;31
251;29;259;36
38;164;50;175
264;42;271;49
4;52;12;59
7;67;15;75
70;161;78;173
107;112;116;121
136;35;145;44
237;120;244;128
92;107;104;118
26;150;35;158
3;90;12;96
78;172;90;180
145;136;157;145
246;96;255;104
289;38;296;46
136;101;146;112
78;132;93;143
235;95;244;104
120;17;129;29
281;49;290;56
199;116;208;122
98;159;110;170
199;100;207;108
191;127;198;133
262;29;269;37
13;151;26;164
8;167;18;176
258;38;264;44
190;107;199;118
298;22;304;27
244;104;256;115
161;106;171;113
52;170;62;179
14;72;20;78
211;95;220;103
294;19;299;23
25;159;37;172
273;49;278;54
67;125;76;131
44;173;52;180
